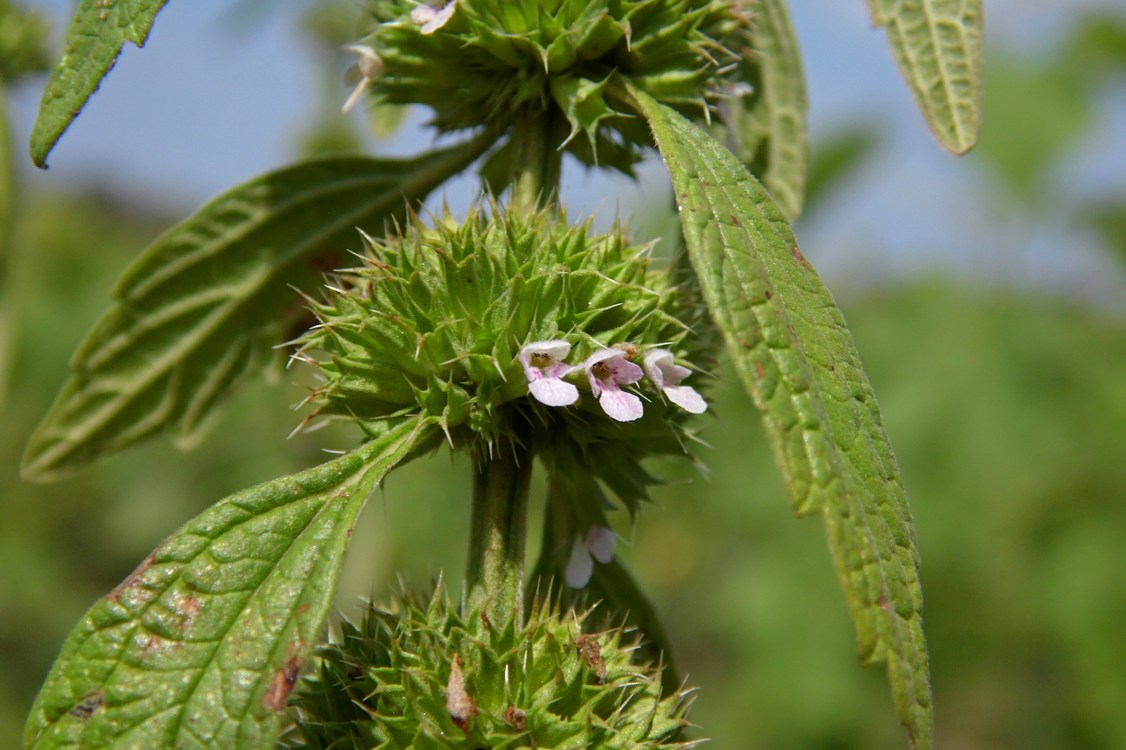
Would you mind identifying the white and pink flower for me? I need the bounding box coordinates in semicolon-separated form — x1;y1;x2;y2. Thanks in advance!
565;525;617;588
341;45;384;113
411;0;457;34
582;348;644;422
519;340;579;407
643;349;707;414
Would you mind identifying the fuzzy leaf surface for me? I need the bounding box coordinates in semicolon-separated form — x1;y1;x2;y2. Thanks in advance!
23;418;434;750
22;140;487;481
29;0;168;167
868;0;984;154
630;86;933;749
724;0;809;220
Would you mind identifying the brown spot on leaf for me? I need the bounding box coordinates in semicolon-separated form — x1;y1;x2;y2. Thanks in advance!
575;634;607;684
754;361;766;380
262;654;303;713
69;689;104;720
143;635;166;654
107;554;156;603
173;593;202;632
730;214;740;225
503;705;527;731
446;654;477;733
790;244;811;268
764;289;773;301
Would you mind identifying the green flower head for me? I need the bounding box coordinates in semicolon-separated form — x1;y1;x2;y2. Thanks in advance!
295;207;712;457
348;0;746;172
284;584;698;748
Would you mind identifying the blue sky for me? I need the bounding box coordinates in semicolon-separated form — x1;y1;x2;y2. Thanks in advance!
8;0;1126;309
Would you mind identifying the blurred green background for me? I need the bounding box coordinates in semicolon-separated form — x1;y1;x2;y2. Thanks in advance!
3;3;1126;749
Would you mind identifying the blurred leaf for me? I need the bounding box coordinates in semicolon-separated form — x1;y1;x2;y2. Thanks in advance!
0;0;50;84
867;0;983;154
1085;204;1126;269
29;0;169;168
0;90;11;406
22;137;490;481
802;127;877;217
302;0;362;50
974;55;1090;199
368;103;411;139
629;85;933;749
1065;12;1126;77
723;0;809;220
23;417;434;750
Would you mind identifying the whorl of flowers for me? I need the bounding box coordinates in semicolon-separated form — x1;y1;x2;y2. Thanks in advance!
347;0;746;172
283;584;698;749
294;207;711;454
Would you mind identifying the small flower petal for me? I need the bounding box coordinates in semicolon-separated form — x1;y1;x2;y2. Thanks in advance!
520;340;571;374
565;538;593;588
410;3;438;25
414;0;456;34
664;384;708;413
598;389;644;422
520;340;578;407
585;526;615;564
582;349;643;420
529;377;579;407
341;45;384;113
643;349;706;413
643;349;686;388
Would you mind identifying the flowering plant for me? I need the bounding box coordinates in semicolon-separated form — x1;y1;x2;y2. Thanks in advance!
19;1;983;748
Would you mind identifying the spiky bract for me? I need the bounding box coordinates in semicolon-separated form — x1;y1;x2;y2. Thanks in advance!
356;0;745;172
284;586;698;749
296;208;709;467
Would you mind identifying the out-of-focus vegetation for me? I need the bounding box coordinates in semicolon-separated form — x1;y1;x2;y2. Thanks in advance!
3;5;1125;750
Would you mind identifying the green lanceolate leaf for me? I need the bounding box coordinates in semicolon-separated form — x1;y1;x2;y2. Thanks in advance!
22;138;489;481
725;0;809;220
23;417;435;750
867;0;984;154
29;0;169;167
629;85;933;749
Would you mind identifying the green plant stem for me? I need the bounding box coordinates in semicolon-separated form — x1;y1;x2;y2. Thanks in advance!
466;439;534;627
508;106;564;213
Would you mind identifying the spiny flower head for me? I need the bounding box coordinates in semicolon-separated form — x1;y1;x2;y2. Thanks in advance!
294;207;711;458
283;583;699;749
349;0;746;172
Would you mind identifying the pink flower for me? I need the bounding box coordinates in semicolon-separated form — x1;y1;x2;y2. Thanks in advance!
565;525;617;588
643;349;707;414
519;340;579;407
582;348;644;421
411;0;456;34
341;45;384;113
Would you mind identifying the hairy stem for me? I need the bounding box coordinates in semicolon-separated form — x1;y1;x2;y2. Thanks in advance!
508;105;564;213
466;439;534;627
